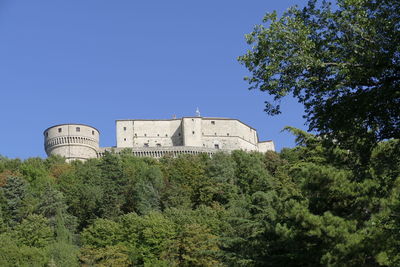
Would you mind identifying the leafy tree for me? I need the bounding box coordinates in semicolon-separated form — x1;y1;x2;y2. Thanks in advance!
81;218;123;248
0;176;30;225
374;180;400;266
239;0;400;146
44;154;67;170
288;162;356;217
122;157;164;215
13;214;53;248
98;152;126;218
79;244;130;267
1;158;22;174
165;205;230;238
119;211;176;265
48;211;79;267
221;196;255;266
162;223;222;267
19;157;53;195
61;160;103;229
369;139;400;193
160;154;207;208
262;151;287;176
203;152;239;205
231;150;273;194
36;185;77;230
0;233;48;267
0;209;7;234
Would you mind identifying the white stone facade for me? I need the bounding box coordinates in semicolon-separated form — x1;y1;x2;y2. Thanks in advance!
44;117;275;161
44;124;100;162
116;117;274;152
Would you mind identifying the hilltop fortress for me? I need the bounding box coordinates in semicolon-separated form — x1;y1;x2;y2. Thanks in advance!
44;116;275;161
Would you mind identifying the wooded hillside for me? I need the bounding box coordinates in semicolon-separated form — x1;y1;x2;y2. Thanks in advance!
0;129;399;266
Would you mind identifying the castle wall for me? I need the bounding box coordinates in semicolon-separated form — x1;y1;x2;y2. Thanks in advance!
200;118;259;151
98;146;219;158
44;124;99;161
117;119;183;148
115;117;271;152
116;120;134;147
257;141;275;153
44;117;275;162
182;117;202;147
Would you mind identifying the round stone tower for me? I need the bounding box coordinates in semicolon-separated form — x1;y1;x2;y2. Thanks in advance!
44;124;100;161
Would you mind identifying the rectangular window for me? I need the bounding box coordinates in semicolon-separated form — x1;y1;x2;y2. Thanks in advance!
211;121;215;125
144;143;149;147
92;130;95;135
192;131;195;134
156;143;161;147
58;128;62;133
123;127;127;131
214;144;220;149
76;127;80;132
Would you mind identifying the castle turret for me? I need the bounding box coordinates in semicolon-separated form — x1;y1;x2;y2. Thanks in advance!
44;124;99;162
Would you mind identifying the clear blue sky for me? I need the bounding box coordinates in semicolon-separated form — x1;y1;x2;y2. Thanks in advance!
0;0;309;159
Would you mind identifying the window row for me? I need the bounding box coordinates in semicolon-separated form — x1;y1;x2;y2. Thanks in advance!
139;143;220;149
122;132;232;137
45;127;95;136
142;143;163;147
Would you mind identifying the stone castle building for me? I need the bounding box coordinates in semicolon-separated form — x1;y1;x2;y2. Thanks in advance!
44;116;275;161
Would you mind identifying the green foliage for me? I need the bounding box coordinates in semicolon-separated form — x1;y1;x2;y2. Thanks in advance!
239;0;400;146
97;152;125;218
0;134;398;266
122;157;164;215
0;176;31;225
79;244;130;267
48;211;79;267
81;219;123;247
162;223;222;267
48;241;79;267
125;211;176;264
289;162;356;216
13;214;53;248
19;157;53;193
0;233;48;267
231;150;273;194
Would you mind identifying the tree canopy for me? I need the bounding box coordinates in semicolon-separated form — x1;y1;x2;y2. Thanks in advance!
0;134;398;266
239;0;400;145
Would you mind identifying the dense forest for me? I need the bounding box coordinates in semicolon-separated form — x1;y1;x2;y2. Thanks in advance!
0;127;399;266
1;0;399;265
